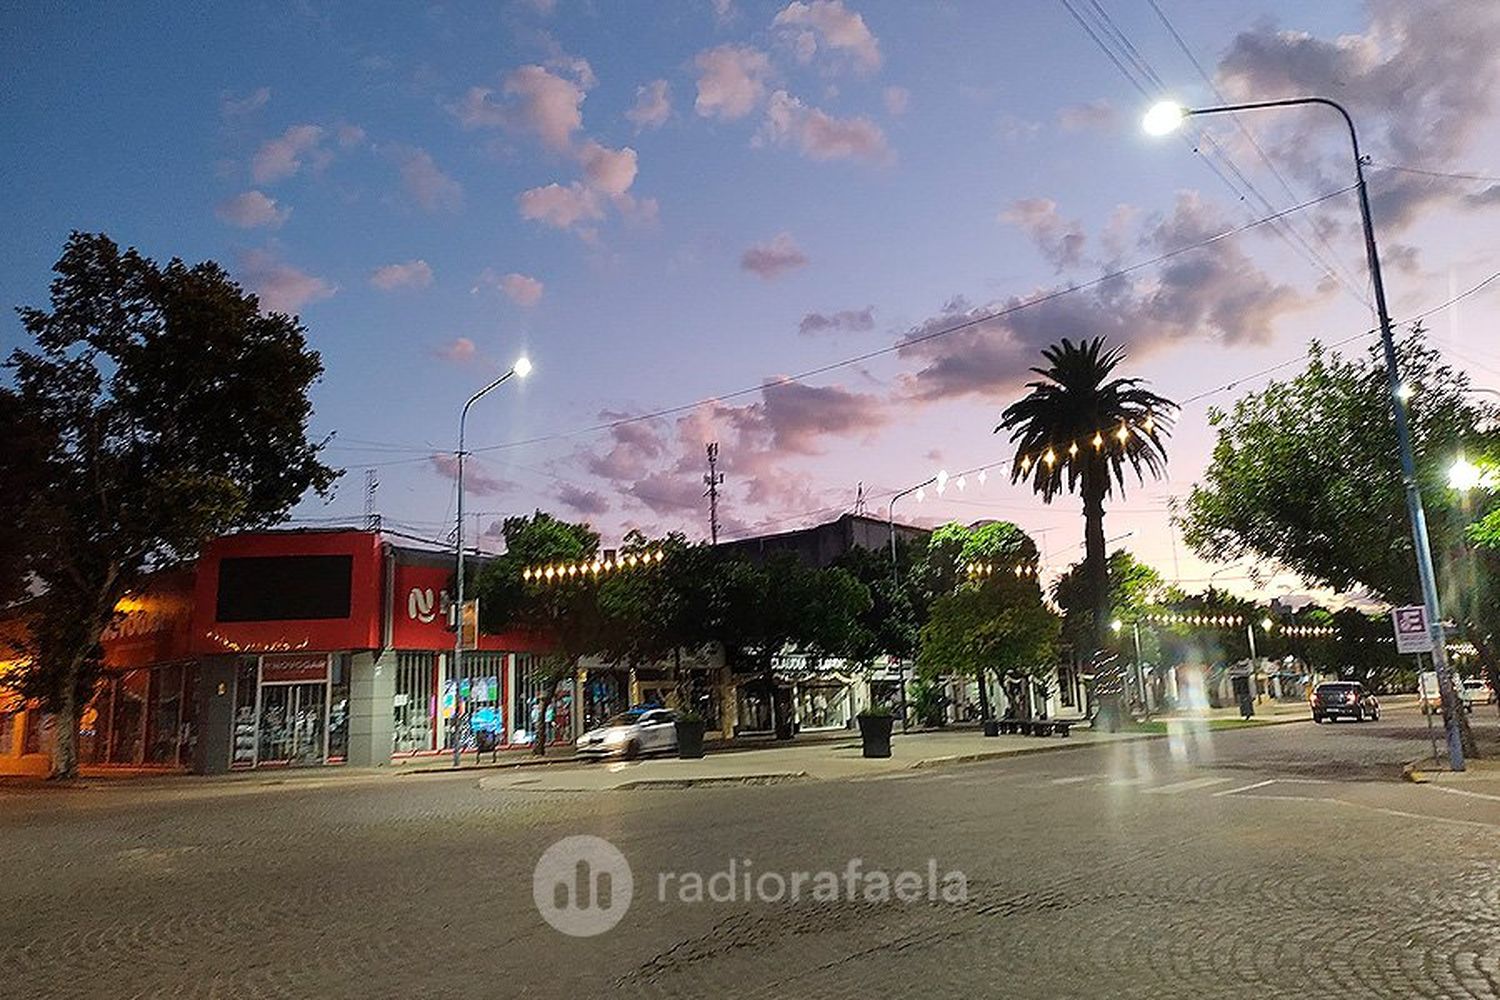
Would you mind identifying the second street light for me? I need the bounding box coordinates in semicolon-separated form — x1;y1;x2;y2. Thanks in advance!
1143;95;1469;771
451;353;531;766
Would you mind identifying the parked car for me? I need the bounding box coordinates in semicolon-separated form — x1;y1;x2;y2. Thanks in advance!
575;708;679;759
1461;678;1494;707
1311;681;1379;723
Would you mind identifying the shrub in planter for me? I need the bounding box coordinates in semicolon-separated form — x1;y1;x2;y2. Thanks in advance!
857;704;895;758
674;710;708;759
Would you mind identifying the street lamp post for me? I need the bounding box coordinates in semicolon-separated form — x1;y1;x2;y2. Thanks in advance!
888;476;937;733
452;355;531;767
1145;96;1468;771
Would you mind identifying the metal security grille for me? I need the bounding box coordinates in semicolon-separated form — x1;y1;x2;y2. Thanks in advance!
394;651;436;754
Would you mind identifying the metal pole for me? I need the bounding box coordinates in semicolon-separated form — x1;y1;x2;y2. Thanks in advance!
454;368;518;767
1246;622;1259;702
887;476;936;734
1182;96;1466;771
1132;622;1148;718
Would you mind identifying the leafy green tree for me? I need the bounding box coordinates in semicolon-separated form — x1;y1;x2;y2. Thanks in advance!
831;542;923;667
2;233;338;777
997;338;1176;729
473;511;602;754
914;521;1052;721
1181;329;1500;736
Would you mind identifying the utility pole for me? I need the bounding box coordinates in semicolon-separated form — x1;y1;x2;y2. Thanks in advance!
703;442;724;545
363;468;380;531
853;482;866;516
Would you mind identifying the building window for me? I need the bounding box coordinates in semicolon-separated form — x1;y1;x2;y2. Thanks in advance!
393;652;436;754
795;683;852;730
443;651;507;750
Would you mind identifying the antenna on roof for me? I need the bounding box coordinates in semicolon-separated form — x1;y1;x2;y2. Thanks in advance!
363;468;380;531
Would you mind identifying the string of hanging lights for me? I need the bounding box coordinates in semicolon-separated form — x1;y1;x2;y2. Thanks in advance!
521;549;665;583
1013;415;1160;478
964;561;1041;579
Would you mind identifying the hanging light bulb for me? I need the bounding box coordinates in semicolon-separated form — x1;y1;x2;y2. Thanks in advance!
915;487;926;503
1117;424;1130;443
936;469;949;495
1092;432;1103;450
1020;456;1032;474
1043;448;1056;467
956;475;967;491
978;469;988;485
1067;442;1079;458
1144;415;1155;433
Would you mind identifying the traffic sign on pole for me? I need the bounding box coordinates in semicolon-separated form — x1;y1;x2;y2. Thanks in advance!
1391;605;1434;655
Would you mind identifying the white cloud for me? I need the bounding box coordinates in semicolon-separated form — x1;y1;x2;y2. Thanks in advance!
799;305;874;335
221;86;271;118
626;79;672;130
370;260;434;291
761;90;890;163
694;44;773;120
452;63;589;153
251;124;325;184
740;232;809;279
238;249;335;314
215;190;289;228
772;0;882;73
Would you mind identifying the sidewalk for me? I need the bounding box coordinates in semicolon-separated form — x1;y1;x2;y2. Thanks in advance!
474;727;1157;792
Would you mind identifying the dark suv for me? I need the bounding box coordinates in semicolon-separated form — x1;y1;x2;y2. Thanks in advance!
1311;681;1379;723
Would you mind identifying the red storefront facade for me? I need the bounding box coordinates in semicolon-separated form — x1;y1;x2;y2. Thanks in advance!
1;528;556;775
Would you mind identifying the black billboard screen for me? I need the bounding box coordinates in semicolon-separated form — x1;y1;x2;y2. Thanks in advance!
215;555;354;622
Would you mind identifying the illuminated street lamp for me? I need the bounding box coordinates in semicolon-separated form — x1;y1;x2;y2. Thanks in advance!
1145;95;1468;771
1448;455;1483;492
452;354;531;765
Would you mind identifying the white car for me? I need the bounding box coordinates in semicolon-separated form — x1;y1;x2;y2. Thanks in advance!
575;708;679;759
1462;678;1494;706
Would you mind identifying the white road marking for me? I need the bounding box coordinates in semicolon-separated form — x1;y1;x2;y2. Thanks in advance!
1108;777;1151;787
1427;785;1500;804
1143;776;1235;795
1050;774;1100;785
1215;779;1277;797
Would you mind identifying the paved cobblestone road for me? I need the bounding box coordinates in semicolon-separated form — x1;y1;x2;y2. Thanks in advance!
3;707;1498;999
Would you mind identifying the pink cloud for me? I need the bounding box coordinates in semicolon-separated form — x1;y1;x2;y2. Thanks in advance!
557;483;610;516
577;141;638;195
432;337;478;363
1000;197;1087;271
761;90;890;163
251;124;324;184
370;259;434;291
398;148;463;212
215;190;289;228
883;86;909;116
626;80;672;131
517;181;603;232
238;249;335;314
772;0;882;73
498;272;544;307
799;305;874;336
452;63;589;153
1057;99;1118;131
429;454;512;496
740;232;808;279
694;44;772;120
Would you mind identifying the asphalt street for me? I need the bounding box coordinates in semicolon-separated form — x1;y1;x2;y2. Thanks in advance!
3;705;1498;999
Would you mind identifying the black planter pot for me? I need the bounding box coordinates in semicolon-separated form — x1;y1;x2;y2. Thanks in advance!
674;718;707;759
857;714;894;758
982;720;1000;738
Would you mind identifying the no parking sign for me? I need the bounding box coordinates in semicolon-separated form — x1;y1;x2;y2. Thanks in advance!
1391;605;1434;654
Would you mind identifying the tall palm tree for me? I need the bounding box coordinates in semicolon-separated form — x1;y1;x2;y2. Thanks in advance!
997;337;1176;729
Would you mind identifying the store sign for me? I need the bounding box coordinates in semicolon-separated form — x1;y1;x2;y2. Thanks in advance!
392;563;453;649
1391;605;1434;655
262;654;329;684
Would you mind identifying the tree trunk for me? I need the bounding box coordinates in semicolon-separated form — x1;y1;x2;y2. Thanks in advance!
1081;467;1121;731
50;662;80;780
975;666;991;721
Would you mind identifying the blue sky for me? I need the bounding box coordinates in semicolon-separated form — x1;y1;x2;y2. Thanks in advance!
3;0;1499;601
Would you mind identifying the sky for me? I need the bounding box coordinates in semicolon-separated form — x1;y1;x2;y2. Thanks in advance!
3;0;1499;605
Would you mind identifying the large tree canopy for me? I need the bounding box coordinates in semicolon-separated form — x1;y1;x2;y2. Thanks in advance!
1181;328;1500;728
1;232;339;776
